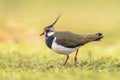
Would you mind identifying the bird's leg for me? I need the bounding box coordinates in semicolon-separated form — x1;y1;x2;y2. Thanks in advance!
63;54;69;66
74;49;79;65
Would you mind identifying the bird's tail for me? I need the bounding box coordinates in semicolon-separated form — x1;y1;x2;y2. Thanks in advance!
94;33;103;41
84;33;103;43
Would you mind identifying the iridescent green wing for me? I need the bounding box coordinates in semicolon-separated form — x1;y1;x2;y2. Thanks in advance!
53;31;87;48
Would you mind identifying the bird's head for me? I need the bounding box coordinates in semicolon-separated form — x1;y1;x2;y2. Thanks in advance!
40;14;61;37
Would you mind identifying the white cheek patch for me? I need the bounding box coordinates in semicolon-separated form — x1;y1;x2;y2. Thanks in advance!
51;37;80;54
47;32;55;37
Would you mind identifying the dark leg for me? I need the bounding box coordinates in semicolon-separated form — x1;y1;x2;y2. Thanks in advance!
63;54;69;66
74;49;79;65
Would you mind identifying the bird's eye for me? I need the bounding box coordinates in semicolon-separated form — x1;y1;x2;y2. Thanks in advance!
46;29;49;33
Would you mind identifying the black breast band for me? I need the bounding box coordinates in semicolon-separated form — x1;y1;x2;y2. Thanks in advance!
45;36;54;48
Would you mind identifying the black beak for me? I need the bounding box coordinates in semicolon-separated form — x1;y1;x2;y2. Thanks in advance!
40;32;45;36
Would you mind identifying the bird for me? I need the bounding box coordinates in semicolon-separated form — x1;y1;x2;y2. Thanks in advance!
40;14;103;66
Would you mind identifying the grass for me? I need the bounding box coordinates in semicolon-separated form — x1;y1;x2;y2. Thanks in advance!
0;42;120;80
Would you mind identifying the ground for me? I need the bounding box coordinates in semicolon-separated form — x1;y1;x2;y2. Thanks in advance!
0;42;120;80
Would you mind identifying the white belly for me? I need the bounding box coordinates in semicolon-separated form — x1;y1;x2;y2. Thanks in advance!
51;37;80;55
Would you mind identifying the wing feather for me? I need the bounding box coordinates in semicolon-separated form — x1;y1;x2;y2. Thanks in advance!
53;31;86;48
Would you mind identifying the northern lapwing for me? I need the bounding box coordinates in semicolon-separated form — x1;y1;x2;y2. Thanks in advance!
40;15;103;66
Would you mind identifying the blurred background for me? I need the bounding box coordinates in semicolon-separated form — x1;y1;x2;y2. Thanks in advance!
0;0;120;44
